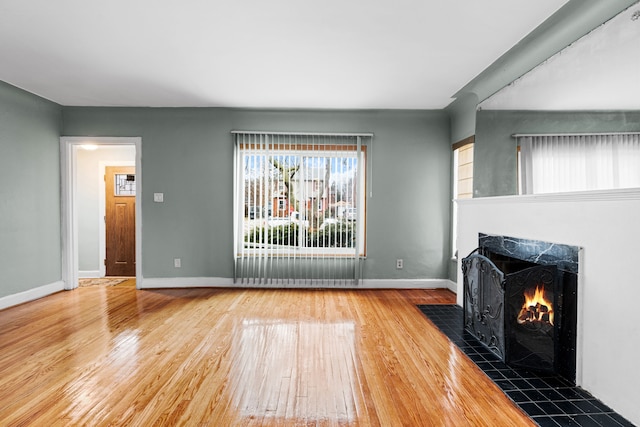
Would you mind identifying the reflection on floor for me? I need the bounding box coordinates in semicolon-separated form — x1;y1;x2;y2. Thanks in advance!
231;319;357;421
418;305;635;427
78;277;130;287
115;278;136;287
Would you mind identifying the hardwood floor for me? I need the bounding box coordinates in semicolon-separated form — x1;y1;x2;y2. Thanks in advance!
0;286;534;426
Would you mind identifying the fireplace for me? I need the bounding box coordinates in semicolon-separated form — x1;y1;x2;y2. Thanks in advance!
462;234;579;383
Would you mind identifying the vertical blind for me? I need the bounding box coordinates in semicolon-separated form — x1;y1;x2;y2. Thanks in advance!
518;133;640;194
233;131;372;286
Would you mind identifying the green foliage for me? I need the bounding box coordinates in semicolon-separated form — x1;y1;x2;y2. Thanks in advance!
244;222;355;248
315;222;356;247
245;224;299;246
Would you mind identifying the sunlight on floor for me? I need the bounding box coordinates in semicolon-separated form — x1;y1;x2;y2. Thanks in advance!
230;319;358;422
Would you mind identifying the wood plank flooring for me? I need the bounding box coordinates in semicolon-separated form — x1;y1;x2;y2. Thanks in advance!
0;286;534;426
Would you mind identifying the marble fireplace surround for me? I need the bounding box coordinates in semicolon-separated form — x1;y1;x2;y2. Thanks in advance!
477;233;579;274
471;232;579;382
456;188;640;426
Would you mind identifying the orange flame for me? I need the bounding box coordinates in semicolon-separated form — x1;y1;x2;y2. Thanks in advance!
517;285;554;325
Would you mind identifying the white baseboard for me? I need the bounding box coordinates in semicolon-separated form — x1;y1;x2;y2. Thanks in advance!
0;280;65;311
139;277;457;291
140;277;234;289
360;279;457;290
79;270;101;278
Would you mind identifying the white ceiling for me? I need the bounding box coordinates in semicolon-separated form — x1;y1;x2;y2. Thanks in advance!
480;4;640;110
0;0;569;109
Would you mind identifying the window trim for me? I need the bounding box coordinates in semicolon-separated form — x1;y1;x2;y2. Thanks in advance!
234;132;370;259
452;135;474;151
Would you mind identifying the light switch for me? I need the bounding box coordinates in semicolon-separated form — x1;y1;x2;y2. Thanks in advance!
154;193;164;203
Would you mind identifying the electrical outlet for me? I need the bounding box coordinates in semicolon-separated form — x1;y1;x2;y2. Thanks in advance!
396;259;403;269
174;258;181;268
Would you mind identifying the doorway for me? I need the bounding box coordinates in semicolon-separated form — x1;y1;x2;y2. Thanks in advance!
105;165;136;276
61;137;142;290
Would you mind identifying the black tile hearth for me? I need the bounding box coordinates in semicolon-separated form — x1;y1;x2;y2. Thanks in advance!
417;304;636;427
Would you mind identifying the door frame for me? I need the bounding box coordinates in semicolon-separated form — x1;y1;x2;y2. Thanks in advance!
61;137;142;290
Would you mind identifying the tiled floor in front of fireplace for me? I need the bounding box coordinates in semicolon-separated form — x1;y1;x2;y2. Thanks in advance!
417;305;635;427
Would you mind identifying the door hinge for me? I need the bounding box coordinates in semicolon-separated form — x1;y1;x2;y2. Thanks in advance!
104;259;106;266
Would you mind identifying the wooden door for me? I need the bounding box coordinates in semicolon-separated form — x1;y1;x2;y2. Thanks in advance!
105;166;136;276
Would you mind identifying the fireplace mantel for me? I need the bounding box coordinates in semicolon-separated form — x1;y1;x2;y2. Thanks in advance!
455;188;640;425
456;187;640;205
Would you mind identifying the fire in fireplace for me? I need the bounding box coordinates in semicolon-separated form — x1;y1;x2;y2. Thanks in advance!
517;285;554;326
462;234;579;383
503;263;558;374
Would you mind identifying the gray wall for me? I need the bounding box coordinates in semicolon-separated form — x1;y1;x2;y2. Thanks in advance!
474;110;640;197
77;145;136;273
62;107;452;281
0;82;62;298
446;94;478;144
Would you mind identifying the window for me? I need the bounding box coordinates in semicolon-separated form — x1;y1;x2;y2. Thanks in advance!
517;133;640;194
114;174;136;196
233;131;371;284
452;137;474;258
454;142;474;200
